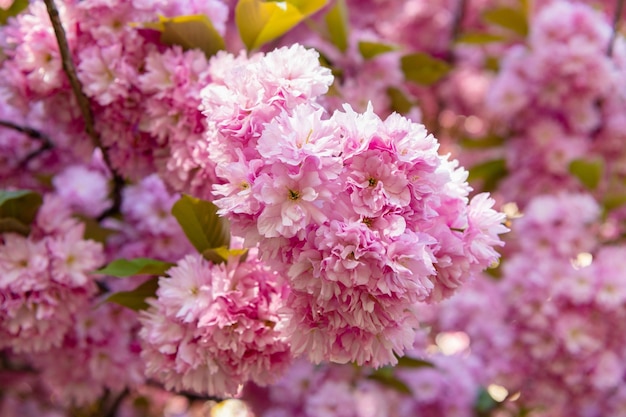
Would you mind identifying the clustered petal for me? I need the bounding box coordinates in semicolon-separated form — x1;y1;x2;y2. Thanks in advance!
203;46;507;368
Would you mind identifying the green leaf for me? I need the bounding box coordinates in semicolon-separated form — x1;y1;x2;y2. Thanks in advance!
468;159;508;192
0;218;30;235
395;355;435;368
171;194;230;254
75;215;117;244
482;7;528;37
603;193;626;213
0;190;43;235
106;277;159;311
0;0;29;26
202;246;249;264
569;158;604;190
358;41;397;59
387;87;415;115
368;370;412;395
94;258;175;277
236;0;327;50
401;52;451;86
459;134;504;149
138;15;225;57
456;32;506;44
325;0;349;52
475;388;498;414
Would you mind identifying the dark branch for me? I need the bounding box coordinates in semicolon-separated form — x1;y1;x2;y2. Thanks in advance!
0;120;54;168
445;0;467;63
608;0;625;57
102;388;130;417
43;0;123;217
0;120;51;143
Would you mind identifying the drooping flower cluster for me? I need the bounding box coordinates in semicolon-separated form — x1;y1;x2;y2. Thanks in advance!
28;303;145;407
0;193;104;353
0;0;226;186
243;352;485;417
429;192;626;416
202;45;507;368
484;0;626;204
139;253;292;396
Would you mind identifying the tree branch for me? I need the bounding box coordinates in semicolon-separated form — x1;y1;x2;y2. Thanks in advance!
43;0;123;216
445;0;467;63
608;0;625;57
0;120;54;168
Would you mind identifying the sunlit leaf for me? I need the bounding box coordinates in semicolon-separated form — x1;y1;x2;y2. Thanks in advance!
325;0;349;52
236;0;327;50
0;0;28;26
603;193;626;213
107;277;159;311
94;258;175;277
569;158;604;190
358;41;397;59
202;246;249;264
137;14;225;57
482;7;528;37
387;87;415;114
171;194;230;254
456;32;506;44
401;52;451;86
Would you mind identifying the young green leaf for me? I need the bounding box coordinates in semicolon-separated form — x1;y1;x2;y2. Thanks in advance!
468;159;508;192
569;158;604;190
358;41;397;60
171;194;230;254
456;32;506;44
0;190;43;235
94;258;175;277
367;368;412;395
325;0;349;53
138;14;225;57
106;277;159;311
236;0;327;50
0;0;29;25
401;52;451;86
482;7;528;37
75;215;117;244
202;246;249;264
387;87;415;115
395;355;435;368
459;134;505;149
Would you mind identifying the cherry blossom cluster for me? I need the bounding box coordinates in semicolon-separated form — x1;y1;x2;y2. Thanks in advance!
429;192;626;416
0;0;225;186
485;0;626;203
139;253;292;397
27;303;144;406
0;193;104;353
243;353;484;417
202;45;507;368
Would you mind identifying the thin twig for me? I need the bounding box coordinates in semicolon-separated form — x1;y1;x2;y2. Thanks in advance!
446;0;467;63
102;388;130;417
43;0;123;216
43;0;100;151
0;119;52;143
608;0;625;57
0;120;54;168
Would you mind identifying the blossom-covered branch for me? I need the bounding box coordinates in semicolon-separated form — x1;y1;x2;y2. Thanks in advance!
43;0;123;216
